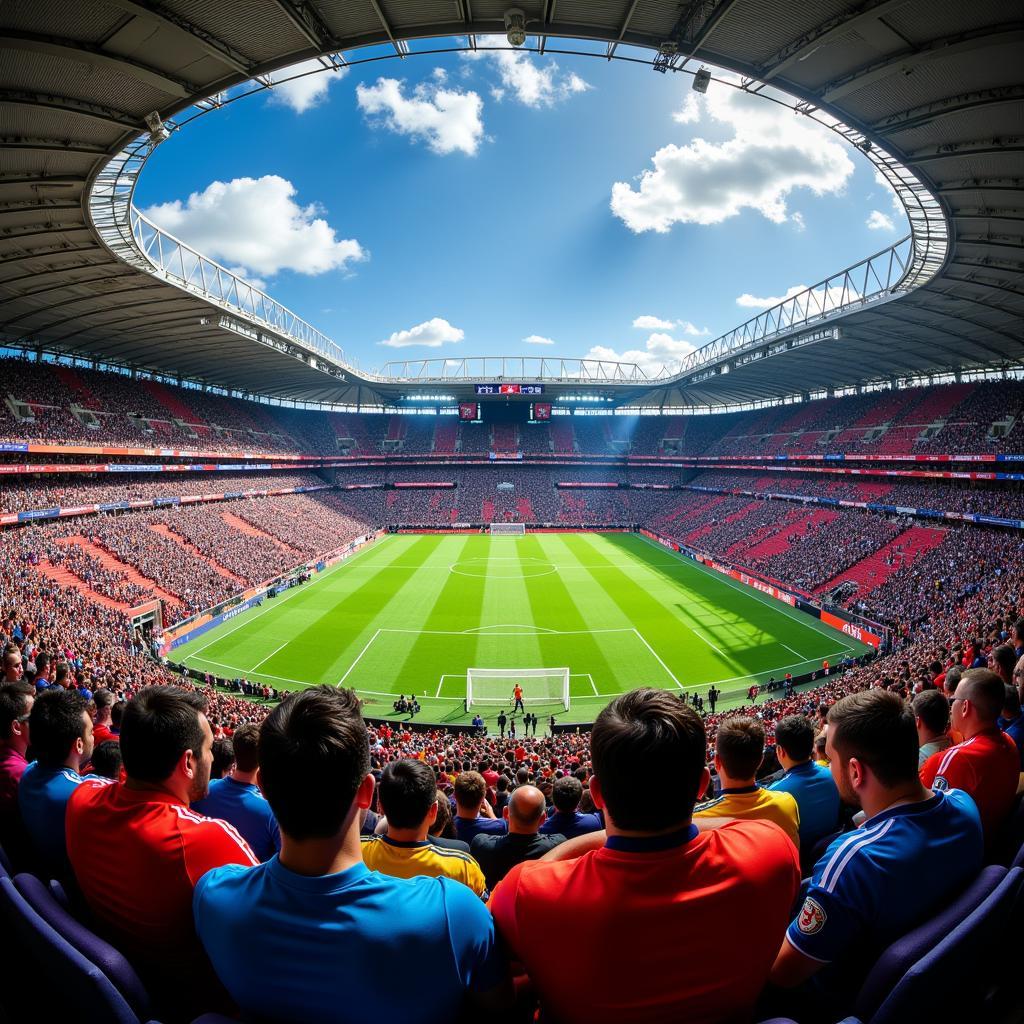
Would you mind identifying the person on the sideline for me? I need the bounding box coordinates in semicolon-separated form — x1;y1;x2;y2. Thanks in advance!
489;688;800;1024
513;683;524;713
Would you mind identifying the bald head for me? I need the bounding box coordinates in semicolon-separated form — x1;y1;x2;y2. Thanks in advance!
506;785;547;834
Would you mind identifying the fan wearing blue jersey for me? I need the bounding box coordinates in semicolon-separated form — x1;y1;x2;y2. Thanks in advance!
769;689;983;1019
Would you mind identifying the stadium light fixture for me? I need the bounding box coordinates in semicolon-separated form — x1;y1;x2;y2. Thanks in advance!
144;111;170;144
504;8;527;47
692;68;711;94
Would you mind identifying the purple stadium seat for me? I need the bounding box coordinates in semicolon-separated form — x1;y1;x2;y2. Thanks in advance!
190;1016;238;1024
853;864;1006;1021
0;876;154;1024
14;872;151;1020
0;840;11;877
992;791;1024;865
866;867;1022;1024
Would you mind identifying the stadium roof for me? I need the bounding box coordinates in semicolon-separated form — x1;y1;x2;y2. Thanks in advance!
0;0;1021;408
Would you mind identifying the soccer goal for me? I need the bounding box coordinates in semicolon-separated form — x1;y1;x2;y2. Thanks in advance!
465;667;570;711
489;523;526;536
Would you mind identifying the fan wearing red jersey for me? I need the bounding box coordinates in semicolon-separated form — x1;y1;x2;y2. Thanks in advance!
66;686;257;1021
488;688;800;1024
920;668;1019;847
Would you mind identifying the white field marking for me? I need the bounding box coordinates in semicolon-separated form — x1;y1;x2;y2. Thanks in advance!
691;629;726;657
250;640;290;672
463;623;558;634
178;655;400;696
377;626;636;637
630;628;684;690
336;628;383;687
436;671;595;699
179;534;390;660
781;642;805;661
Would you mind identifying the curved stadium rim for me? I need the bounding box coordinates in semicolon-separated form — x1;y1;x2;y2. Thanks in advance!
83;39;949;403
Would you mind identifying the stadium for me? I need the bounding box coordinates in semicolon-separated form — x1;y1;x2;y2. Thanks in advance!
0;1;1022;1022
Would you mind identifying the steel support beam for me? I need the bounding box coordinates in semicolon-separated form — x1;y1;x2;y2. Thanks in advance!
0;91;139;132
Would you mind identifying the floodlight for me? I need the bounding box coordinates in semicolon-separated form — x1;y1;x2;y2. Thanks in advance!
504;8;527;47
693;67;711;94
144;111;170;144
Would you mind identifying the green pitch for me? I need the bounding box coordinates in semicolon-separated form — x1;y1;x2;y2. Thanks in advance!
174;532;871;726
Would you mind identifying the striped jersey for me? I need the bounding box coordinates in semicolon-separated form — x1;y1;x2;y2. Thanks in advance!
694;785;800;845
361;834;487;897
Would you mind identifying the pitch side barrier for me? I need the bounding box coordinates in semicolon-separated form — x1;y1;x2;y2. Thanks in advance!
0;484;335;528
0;460;350;477
391;523;637;534
639;528;886;650
159;529;385;654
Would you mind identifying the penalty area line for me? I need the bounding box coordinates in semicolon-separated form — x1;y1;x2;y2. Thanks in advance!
337;629;382;688
630;628;684;690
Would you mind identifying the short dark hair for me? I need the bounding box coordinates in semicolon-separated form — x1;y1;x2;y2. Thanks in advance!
231;723;260;773
93;688;114;711
828;689;917;787
913;689;950;735
258;686;369;841
0;681;33;740
590;688;706;832
111;700;126;729
959;667;1006;722
551;775;583;814
453;771;486;809
120;686;207;784
91;740;123;781
28;688;88;767
714;717;766;780
211;737;235;779
774;715;814;763
379;759;437;829
991;644;1016;682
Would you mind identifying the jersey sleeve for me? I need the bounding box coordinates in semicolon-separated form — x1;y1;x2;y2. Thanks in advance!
184;816;259;887
921;744;973;793
442;878;506;994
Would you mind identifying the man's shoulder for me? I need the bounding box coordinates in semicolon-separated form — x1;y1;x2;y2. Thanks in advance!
470;832;503;853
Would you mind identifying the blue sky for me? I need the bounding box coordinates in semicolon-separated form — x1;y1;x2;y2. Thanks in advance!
136;39;906;375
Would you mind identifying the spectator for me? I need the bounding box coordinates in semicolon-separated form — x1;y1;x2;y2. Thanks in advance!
770;689;983;1019
192;723;280;862
913;689;952;767
90;740;123;781
3;649;23;683
920;668;1019;847
18;687;95;875
210;737;235;780
0;681;34;817
998;685;1024;767
91;688;118;746
194;686;510;1023
452;770;506;844
694;717;800;846
489;689;800;1024
66;686;258;1020
471;784;565;891
427;788;469;850
990;643;1017;686
767;715;840;849
539;776;603;839
362;759;486;896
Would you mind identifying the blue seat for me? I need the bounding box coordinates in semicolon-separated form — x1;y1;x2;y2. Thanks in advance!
866;867;1022;1024
14;872;151;1020
854;864;1006;1021
0;875;155;1024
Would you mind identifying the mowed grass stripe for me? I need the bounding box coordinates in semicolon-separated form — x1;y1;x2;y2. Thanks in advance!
520;534;617;695
475;538;543;676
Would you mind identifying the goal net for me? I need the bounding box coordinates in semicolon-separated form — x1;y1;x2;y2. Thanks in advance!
489;523;526;536
466;667;570;711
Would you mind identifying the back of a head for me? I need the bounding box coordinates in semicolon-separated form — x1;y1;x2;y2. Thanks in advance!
715;717;766;781
591;688;705;832
991;644;1016;684
508;785;547;831
379;759;437;828
1002;684;1021;719
827;689;917;786
28;687;88;768
93;688;114;713
211;737;235;779
913;689;950;736
551;775;583;814
959;667;1006;725
258;685;369;841
944;665;962;696
120;685;207;784
91;740;123;781
231;723;260;773
774;715;814;763
0;681;33;740
453;770;486;810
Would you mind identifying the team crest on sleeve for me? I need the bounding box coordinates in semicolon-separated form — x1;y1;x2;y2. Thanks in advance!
797;897;827;935
933;776;949;792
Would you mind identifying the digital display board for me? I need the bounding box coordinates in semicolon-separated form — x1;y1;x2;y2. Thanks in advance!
474;384;545;396
458;402;479;421
531;402;552;421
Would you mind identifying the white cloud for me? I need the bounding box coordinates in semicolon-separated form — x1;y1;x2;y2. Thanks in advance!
523;334;555;346
356;77;484;156
143;175;366;280
611;83;855;233
736;284;807;309
584;332;701;377
379;317;465;348
873;169;905;217
463;43;590;108
678;320;710;337
735;281;860;313
267;58;348;114
791;211;806;232
632;315;675;331
866;209;895;231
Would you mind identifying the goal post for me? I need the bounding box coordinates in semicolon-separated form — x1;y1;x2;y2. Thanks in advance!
466;667;570;711
489;523;525;536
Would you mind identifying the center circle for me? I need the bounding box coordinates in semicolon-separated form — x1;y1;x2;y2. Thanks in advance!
449;556;556;579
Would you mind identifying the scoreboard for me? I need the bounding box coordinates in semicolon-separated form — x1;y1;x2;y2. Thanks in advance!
474;383;545;396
